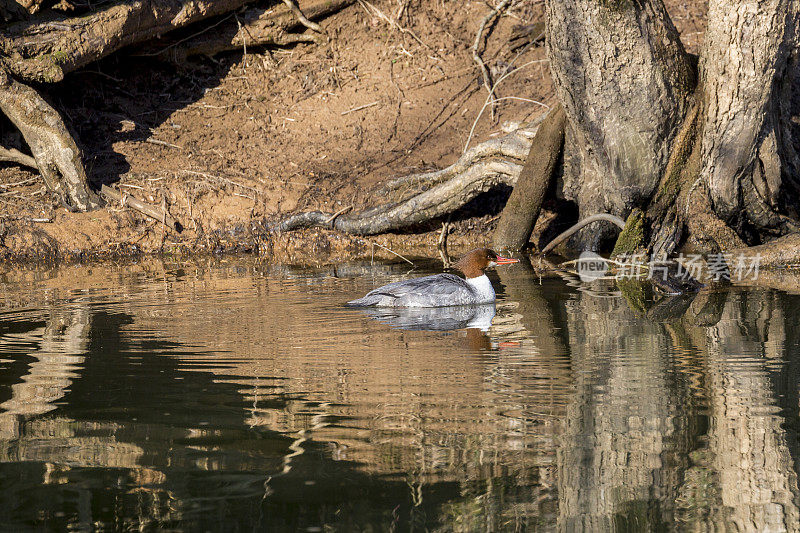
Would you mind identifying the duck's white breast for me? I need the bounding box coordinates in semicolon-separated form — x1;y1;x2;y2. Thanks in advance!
465;275;495;303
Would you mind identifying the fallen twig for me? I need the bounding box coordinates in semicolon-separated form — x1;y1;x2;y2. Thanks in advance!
472;0;514;120
464;58;550;153
341;101;379;115
0;176;37;189
180;169;262;196
100;184;183;233
0;214;52;223
282;0;325;35
135;14;237;58
369;240;414;265
438;217;452;267
356;0;432;52
146;138;182;149
325;204;353;223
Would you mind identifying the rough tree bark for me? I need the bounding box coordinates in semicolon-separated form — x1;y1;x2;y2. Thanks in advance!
699;0;800;239
546;0;696;250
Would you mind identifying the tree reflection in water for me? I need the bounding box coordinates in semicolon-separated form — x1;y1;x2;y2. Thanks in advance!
0;260;796;531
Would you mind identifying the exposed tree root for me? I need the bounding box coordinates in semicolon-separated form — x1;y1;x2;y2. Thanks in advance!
281;0;326;35
274;122;540;235
540;213;625;255
731;233;800;268
276;159;523;234
0;70;99;211
493;104;565;251
376;122;538;200
0;144;36;168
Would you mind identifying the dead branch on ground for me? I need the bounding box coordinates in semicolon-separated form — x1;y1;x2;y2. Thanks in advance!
472;0;514;119
100;185;183;232
139;0;352;63
493;104;565;251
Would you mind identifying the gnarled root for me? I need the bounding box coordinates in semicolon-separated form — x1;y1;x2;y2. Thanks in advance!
540;213;625;254
0;71;100;211
274;122;541;235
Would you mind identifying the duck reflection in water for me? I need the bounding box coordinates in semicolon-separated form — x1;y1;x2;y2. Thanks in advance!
357;304;497;351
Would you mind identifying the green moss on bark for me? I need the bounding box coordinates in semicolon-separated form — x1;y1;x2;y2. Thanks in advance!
612;208;645;257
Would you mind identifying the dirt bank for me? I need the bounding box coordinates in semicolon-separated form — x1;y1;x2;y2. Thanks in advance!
0;0;707;264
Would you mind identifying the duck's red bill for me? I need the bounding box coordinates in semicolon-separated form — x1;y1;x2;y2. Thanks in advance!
495;256;519;265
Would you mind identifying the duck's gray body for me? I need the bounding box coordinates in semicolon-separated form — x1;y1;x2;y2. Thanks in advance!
347;273;495;308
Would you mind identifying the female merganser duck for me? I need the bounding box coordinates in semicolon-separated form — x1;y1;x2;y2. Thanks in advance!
347;248;518;307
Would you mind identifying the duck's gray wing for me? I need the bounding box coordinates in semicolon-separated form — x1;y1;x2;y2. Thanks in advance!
347;273;472;307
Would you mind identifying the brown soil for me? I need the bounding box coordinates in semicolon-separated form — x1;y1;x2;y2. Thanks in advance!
0;0;707;265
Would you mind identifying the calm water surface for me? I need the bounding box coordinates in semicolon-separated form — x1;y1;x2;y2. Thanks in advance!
0;257;799;531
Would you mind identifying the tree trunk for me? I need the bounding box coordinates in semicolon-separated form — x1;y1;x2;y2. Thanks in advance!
641;0;800;255
545;0;695;250
700;0;800;239
542;0;800;257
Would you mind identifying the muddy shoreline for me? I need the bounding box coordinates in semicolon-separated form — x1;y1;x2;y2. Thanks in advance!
0;219;493;265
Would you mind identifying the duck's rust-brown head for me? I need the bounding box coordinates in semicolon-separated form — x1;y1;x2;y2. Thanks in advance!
454;248;518;278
